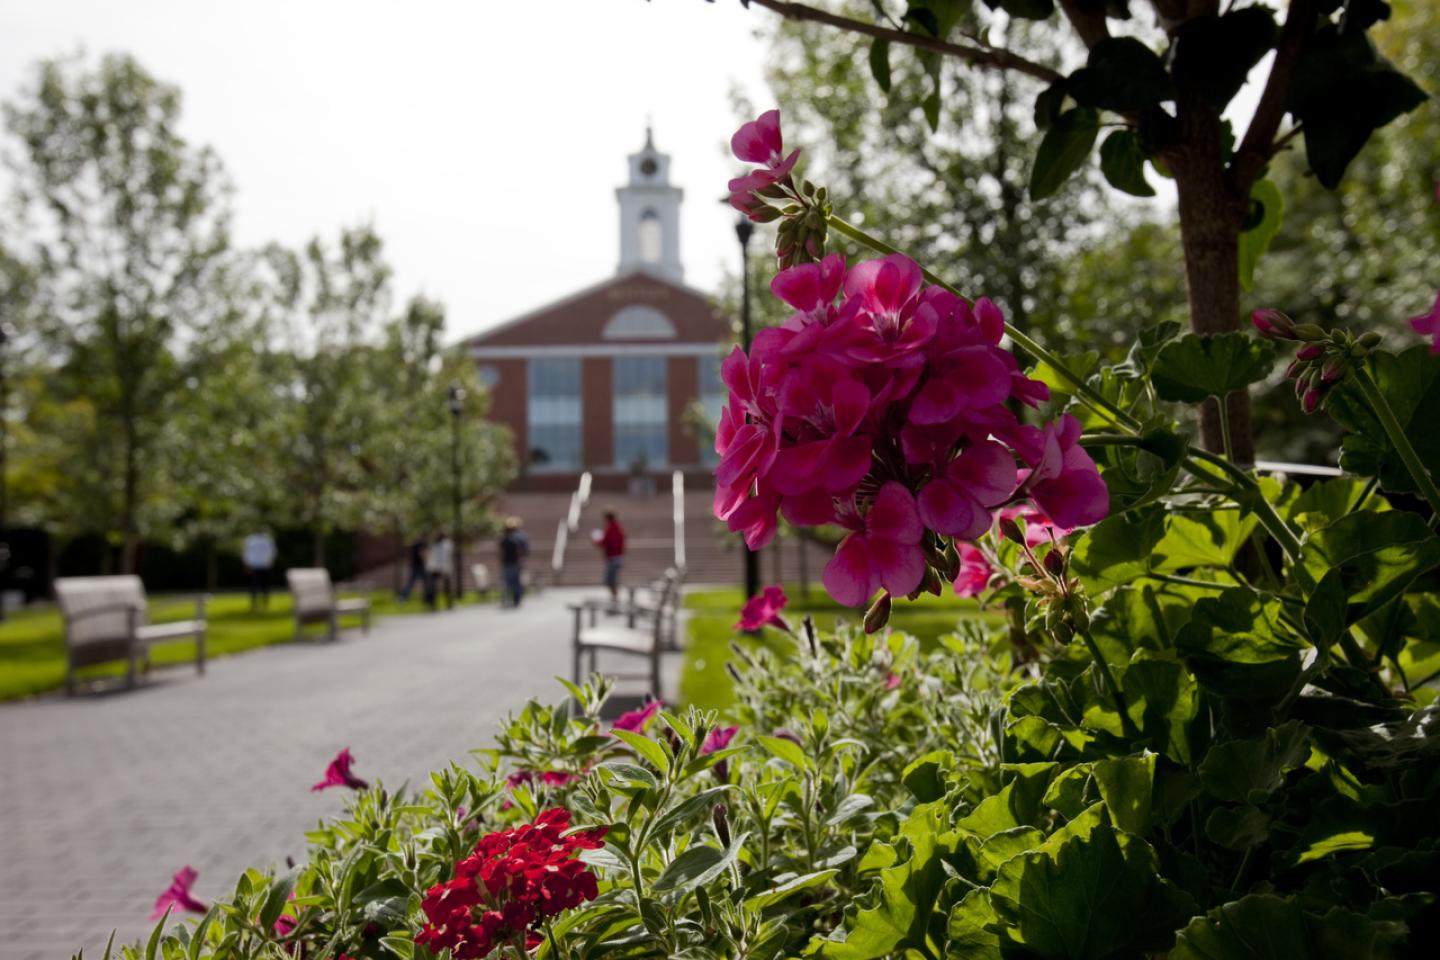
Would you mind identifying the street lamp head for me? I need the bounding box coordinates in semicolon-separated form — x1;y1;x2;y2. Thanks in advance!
447;381;464;416
734;217;754;250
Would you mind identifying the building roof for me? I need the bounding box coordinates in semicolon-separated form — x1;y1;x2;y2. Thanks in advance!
465;270;732;353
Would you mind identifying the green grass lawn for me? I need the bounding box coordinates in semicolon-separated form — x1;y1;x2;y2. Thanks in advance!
680;584;1004;712
0;589;485;701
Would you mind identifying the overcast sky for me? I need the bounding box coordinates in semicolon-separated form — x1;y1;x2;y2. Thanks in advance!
0;0;772;341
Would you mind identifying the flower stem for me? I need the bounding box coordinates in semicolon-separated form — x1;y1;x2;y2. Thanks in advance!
1078;628;1140;739
827;214;1142;432
1352;365;1440;525
1217;393;1236;463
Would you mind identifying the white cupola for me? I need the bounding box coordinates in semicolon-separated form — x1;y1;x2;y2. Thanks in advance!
616;127;684;282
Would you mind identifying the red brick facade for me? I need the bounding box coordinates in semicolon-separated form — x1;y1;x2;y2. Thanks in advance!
467;272;731;493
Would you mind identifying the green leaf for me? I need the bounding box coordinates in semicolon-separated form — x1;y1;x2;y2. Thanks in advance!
1034;80;1067;130
1091;754;1155;835
652;836;744;893
610;729;671;775
648;785;733;839
1068;37;1174;113
810;802;957;959
1197;720;1310;804
1175;588;1306;698
598;760;658;789
1328;346;1440;495
1099;130;1155;197
258;866;300;935
1288;26;1429;188
1151;332;1278;403
1029;107;1099;200
990;825;1196;959
1122;655;1200;765
1301;510;1440;633
1238;179;1283;291
868;38;892;93
1172;895;1406;959
1170;7;1278;109
1205;804;1272;850
945;889;1003;959
757;734;812;771
902;749;953;803
745;869;841;912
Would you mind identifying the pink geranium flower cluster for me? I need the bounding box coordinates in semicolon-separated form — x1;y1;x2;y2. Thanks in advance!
712;241;1108;609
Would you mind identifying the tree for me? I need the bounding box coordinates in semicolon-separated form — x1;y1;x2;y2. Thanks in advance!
2;53;232;571
718;0;1429;462
264;228;392;568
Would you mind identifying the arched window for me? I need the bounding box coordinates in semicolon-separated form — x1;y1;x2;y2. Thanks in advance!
603;305;676;340
637;208;662;264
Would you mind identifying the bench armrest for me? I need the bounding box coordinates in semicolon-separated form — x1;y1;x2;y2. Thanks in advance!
60;602;142;625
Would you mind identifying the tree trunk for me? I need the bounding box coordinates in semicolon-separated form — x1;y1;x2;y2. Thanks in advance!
312;526;326;569
393;523;404;593
1170;94;1255;463
205;538;219;593
120;418;141;573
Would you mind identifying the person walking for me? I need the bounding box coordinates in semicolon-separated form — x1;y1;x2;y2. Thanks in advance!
596;510;626;605
398;536;430;605
242;528;277;611
499;517;529;609
427;531;454;610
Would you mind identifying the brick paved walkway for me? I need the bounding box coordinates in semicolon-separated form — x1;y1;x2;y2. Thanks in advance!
0;590;679;959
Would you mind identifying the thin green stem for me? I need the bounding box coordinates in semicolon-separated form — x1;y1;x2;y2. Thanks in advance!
1078;629;1141;739
1352;365;1440;525
1217;394;1236;462
827;214;1142;432
1185;448;1306;567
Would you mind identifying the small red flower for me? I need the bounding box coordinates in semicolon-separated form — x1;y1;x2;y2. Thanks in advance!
611;699;662;734
312;747;369;792
150;866;206;920
416;809;607;959
736;585;790;632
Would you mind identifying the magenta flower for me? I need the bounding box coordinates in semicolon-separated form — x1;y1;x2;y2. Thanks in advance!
768;254;849;357
311;747;369;792
719;480;781;550
953;543;994;597
823;482;926;607
1000;505;1068;547
612;699;662;734
736;585;791;632
728;109;801;219
1409;291;1440;354
769;359;872;495
701;725;739;755
836;255;937;366
917;440;1018;540
1023;415;1109;529
1251;308;1296;339
884;672;902;690
150;866;207;920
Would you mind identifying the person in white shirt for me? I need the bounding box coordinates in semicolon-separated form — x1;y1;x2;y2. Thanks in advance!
426;532;454;610
242;529;277;610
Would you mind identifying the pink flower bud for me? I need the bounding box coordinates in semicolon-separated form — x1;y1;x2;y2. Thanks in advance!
1251;308;1294;339
1302;388;1322;414
1295;343;1324;361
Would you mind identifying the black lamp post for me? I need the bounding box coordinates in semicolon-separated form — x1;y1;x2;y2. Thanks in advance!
735;217;760;601
447;382;464;606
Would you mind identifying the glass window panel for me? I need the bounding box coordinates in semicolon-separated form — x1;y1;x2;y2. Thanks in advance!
528;357;581;469
698;354;727;466
614;356;667;467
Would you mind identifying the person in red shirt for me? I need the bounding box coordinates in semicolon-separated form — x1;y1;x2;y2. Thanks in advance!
596;510;626;602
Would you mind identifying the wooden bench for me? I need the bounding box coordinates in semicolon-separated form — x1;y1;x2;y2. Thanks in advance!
570;572;679;698
54;576;207;694
287;568;371;642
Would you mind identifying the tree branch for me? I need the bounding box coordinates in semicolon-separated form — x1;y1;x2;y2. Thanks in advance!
744;0;1064;85
1230;0;1316;192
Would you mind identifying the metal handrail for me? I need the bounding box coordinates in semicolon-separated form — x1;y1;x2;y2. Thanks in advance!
672;470;686;572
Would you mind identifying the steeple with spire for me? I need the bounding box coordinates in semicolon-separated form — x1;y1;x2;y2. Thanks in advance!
616;125;684;282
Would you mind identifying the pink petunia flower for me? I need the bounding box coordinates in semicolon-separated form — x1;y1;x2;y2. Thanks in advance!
822;482;927;607
611;699;662;734
916;440;1018;540
150;866;207;920
701;725;739;755
1409;291;1440;354
953;543;994;597
311;747;369;792
736;585;791;632
1023;415;1109;529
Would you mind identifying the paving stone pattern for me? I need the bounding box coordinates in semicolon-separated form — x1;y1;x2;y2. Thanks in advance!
0;590;678;960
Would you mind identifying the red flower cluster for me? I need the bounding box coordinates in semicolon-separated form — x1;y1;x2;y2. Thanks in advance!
416;808;606;958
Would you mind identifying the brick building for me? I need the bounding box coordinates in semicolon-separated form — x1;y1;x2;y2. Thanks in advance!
465;129;731;495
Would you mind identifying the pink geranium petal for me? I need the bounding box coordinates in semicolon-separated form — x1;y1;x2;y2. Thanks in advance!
917;479;986;539
949;440;1018;507
867;482;923;545
823;534;878;608
870;539;926;598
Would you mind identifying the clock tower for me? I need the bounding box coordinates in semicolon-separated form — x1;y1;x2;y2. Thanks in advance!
616;127;684;282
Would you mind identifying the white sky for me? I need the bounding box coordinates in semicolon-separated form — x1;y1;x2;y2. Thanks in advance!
0;0;772;342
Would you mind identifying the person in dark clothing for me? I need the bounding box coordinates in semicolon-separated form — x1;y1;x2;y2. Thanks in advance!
398;538;430;604
499;517;529;608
